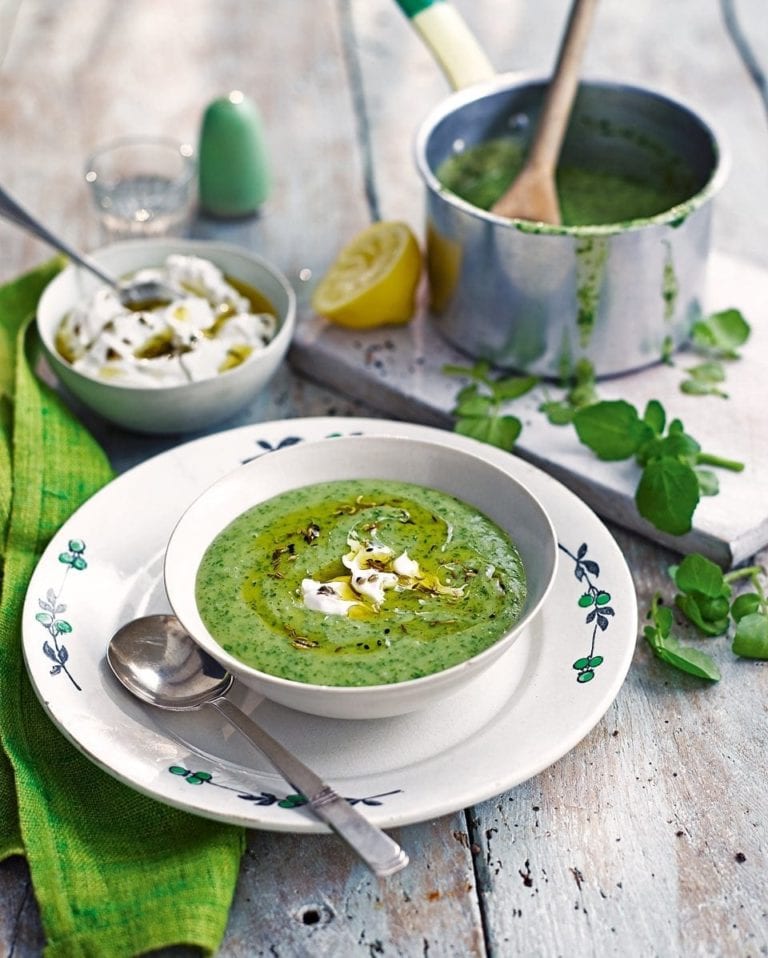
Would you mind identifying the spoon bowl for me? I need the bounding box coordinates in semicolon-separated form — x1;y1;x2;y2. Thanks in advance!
107;613;409;877
0;183;181;307
108;614;232;710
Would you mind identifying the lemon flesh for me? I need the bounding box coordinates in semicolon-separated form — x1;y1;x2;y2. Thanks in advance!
311;221;421;329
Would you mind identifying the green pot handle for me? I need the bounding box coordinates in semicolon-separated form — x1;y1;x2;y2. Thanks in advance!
394;0;495;89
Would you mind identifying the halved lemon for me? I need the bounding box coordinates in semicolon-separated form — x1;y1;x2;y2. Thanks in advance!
311;221;422;329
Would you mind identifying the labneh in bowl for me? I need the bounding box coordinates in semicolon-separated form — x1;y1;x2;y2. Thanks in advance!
164;436;558;720
36;238;296;434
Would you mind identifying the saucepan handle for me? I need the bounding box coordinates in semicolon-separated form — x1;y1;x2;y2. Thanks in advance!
394;0;496;90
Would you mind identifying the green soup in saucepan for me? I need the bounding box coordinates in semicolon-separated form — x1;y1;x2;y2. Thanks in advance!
437;137;698;225
195;479;527;687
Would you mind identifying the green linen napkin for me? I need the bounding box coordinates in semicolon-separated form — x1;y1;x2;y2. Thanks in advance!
0;261;245;957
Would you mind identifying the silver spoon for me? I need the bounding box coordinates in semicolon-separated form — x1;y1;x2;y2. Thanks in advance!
0;183;181;307
107;614;409;878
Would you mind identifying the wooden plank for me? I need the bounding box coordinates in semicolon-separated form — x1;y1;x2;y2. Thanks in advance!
470;526;768;956
221;820;484;956
0;857;45;955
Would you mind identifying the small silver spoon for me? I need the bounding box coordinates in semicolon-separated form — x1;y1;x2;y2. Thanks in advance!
107;614;409;878
0;183;181;308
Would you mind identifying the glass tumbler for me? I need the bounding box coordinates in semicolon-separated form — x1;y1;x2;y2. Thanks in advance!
85;136;196;240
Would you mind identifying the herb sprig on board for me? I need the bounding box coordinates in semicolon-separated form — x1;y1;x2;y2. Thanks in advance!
539;358;598;425
443;307;749;538
443;361;538;452
644;553;768;680
680;308;750;397
573;399;744;536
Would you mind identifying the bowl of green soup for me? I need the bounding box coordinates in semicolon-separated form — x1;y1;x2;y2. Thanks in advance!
164;436;557;719
416;75;728;377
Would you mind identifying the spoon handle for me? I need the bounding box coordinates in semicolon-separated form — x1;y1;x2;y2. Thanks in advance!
526;0;599;172
210;697;409;877
0;183;118;289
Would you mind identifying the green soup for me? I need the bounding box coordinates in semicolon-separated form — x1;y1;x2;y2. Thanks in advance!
436;136;697;225
195;479;527;687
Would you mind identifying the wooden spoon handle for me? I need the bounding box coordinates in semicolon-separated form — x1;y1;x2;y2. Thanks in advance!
527;0;599;172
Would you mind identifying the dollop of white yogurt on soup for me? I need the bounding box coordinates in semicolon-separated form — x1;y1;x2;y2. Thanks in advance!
56;254;277;387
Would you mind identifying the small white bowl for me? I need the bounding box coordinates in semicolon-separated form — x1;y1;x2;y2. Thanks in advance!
164;435;558;719
36;238;296;434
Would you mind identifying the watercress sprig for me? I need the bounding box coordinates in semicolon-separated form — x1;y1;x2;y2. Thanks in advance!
679;308;750;397
644;553;768;681
539;358;598;425
690;308;750;358
573;398;744;535
443;361;538;452
669;552;768;660
643;592;721;681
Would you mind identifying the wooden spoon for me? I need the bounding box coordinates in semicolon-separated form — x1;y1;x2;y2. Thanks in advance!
491;0;599;223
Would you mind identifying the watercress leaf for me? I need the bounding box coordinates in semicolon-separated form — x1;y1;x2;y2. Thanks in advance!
455;415;521;451
453;390;494;418
568;382;598;410
455;416;494;442
647;597;673;639
730;592;762;622
540;400;575;425
687;361;726;383
455;384;479;403
442;363;477;377
698;593;732;621
573;400;651;461
471;359;492;382
680;363;728;398
673;553;729;598
695;468;719;496
636;430;701;467
652;635;721;681
680;378;728;398
491;375;539;402
691;308;750;358
643;399;666;436
732;612;768;659
567;358;599;408
656;605;674;637
643;624;659;647
690;323;716;350
483;415;523;451
675;593;730;636
635;458;699;535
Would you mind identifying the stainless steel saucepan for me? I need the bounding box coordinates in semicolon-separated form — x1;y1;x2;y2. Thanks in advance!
396;1;728;378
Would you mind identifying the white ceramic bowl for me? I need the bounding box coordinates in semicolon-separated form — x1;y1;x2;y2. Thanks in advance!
36;238;296;434
164;435;558;719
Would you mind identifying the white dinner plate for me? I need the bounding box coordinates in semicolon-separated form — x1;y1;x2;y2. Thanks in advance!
22;417;637;832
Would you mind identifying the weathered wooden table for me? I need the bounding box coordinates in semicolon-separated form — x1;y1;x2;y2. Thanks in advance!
1;1;766;954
